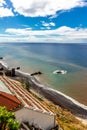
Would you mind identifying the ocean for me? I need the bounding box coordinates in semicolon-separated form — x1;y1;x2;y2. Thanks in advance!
0;42;87;106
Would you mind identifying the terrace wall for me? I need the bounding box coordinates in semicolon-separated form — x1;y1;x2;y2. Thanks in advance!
15;107;57;130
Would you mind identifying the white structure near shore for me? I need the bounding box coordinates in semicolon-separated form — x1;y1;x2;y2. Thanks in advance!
15;107;56;130
0;74;57;130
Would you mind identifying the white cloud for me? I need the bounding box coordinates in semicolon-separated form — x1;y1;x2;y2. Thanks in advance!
42;22;50;27
50;22;55;26
0;0;86;17
0;7;14;17
6;28;32;36
42;21;55;27
0;0;14;17
10;0;87;17
0;0;5;6
4;26;87;43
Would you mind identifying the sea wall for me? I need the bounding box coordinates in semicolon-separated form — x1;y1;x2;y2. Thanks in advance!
1;61;87;118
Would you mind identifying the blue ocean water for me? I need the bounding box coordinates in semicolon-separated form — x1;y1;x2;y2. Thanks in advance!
0;43;87;105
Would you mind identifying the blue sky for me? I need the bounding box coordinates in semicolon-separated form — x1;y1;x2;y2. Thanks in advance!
0;0;87;43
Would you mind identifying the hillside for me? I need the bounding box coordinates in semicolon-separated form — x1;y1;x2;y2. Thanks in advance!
31;90;87;130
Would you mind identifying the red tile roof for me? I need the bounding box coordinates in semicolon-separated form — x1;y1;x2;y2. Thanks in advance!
0;91;22;111
1;76;52;113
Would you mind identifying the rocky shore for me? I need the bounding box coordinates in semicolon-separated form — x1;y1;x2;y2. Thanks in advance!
0;61;87;119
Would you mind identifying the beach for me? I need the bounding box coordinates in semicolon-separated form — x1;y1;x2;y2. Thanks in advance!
1;61;87;121
1;43;87;107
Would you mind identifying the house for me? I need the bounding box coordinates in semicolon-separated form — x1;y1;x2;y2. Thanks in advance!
0;76;58;130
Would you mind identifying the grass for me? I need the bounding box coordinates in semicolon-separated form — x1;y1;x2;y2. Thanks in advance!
30;90;87;130
12;79;87;130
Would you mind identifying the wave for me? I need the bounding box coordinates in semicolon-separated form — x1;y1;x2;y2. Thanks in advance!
53;69;67;74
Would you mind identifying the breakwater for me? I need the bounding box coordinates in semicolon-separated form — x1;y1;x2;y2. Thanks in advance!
0;61;87;118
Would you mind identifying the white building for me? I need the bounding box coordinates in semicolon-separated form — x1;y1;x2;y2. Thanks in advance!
0;76;58;130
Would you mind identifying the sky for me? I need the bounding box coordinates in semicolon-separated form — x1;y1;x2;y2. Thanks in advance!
0;0;87;43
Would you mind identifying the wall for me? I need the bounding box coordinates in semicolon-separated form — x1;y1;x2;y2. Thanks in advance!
15;107;57;130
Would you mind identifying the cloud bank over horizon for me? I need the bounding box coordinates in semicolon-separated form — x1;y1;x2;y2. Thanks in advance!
4;26;87;43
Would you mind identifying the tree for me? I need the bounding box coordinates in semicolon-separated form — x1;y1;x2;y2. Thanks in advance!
25;79;30;91
0;106;20;130
20;78;30;91
20;78;25;88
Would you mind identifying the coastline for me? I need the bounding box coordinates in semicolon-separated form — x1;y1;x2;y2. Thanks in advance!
0;61;87;121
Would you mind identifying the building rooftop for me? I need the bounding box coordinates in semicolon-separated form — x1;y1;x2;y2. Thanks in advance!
1;76;53;114
0;91;22;111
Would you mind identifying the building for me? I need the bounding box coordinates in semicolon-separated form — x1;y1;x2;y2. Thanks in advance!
0;91;22;111
0;76;58;130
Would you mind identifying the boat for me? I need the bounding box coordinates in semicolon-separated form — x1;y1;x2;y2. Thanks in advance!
53;69;67;74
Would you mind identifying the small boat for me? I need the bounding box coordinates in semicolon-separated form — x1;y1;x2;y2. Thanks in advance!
53;69;67;74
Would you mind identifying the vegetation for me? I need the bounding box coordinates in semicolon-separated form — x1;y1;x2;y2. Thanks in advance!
20;78;30;91
20;78;25;88
30;90;44;101
17;79;87;130
25;79;31;91
0;106;20;130
42;101;87;130
30;90;87;130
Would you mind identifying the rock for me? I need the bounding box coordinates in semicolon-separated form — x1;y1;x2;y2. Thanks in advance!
17;67;20;70
0;57;3;59
31;71;42;76
0;67;3;71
